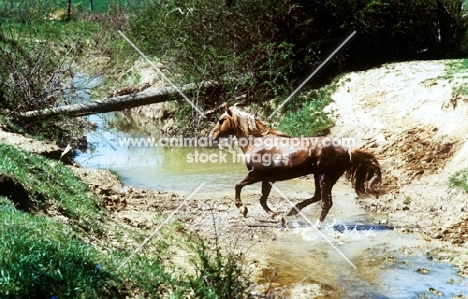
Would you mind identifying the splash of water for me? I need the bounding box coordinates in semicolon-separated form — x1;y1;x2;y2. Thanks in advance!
289;218;380;244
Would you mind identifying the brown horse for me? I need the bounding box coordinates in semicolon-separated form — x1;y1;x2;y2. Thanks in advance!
210;104;382;227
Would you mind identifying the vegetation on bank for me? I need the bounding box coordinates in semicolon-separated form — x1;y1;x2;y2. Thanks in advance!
1;0;467;138
276;85;336;136
0;3;137;142
0;143;252;298
449;168;468;192
130;0;468;134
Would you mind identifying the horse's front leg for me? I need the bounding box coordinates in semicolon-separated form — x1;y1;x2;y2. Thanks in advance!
259;181;284;225
235;171;260;217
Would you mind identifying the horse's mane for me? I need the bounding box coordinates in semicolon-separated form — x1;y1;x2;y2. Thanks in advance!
229;106;291;137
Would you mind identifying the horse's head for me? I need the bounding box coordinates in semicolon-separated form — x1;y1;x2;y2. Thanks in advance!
210;103;236;140
210;103;292;140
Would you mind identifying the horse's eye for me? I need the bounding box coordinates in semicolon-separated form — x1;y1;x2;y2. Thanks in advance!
219;119;225;125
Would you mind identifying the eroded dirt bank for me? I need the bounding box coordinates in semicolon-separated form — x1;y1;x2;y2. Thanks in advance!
326;60;468;248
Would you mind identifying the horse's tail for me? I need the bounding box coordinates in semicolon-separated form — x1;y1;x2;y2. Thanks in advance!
345;149;382;198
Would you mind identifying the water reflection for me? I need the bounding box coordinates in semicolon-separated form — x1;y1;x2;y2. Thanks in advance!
75;112;251;192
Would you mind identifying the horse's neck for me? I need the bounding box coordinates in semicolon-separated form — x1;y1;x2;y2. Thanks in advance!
234;130;253;153
255;119;292;137
233;116;291;152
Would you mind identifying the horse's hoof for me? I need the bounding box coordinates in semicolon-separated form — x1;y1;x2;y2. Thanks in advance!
275;214;286;227
314;220;323;230
238;205;248;217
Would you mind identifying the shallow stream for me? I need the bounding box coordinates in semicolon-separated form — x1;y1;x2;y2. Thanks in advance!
75;112;468;298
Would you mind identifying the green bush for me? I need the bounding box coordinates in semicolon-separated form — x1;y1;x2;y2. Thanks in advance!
130;0;296;104
449;168;468;192
277;85;336;136
182;234;251;299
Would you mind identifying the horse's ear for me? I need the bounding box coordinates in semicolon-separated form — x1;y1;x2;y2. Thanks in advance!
224;103;232;116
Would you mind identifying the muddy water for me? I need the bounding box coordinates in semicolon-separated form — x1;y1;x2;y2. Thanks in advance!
76;112;468;298
264;186;468;298
75;113;250;194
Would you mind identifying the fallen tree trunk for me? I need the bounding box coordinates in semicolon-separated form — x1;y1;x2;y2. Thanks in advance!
19;83;204;119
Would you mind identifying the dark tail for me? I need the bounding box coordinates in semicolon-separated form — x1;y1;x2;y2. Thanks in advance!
346;149;382;198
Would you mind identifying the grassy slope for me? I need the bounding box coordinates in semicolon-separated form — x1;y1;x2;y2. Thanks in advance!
0;144;250;298
0;144;122;298
0;195;122;298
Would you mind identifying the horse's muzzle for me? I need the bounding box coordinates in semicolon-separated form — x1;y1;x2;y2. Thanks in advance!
210;128;220;141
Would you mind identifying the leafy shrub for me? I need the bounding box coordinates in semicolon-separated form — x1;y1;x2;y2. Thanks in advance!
130;0;296;104
129;0;467;134
183;234;252;299
277;85;336;136
449;168;468;192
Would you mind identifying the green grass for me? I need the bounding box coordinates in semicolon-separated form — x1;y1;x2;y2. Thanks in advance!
403;196;411;205
445;58;468;78
0;196;124;298
276;85;336;136
0;143;102;231
448;168;468;192
453;84;468;97
436;58;468;90
0;192;173;298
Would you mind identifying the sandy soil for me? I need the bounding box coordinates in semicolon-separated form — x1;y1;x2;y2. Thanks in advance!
325;60;468;246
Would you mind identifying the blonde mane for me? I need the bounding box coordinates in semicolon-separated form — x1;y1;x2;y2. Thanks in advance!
228;106;291;137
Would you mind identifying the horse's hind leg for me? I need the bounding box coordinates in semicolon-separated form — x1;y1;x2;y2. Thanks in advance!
287;174;321;216
316;173;340;228
235;171;261;217
259;181;284;225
